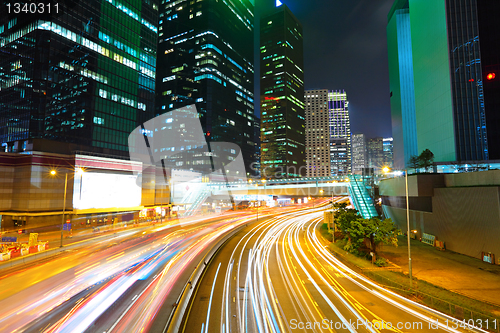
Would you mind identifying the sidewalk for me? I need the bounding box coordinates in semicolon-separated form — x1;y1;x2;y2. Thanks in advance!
379;236;500;308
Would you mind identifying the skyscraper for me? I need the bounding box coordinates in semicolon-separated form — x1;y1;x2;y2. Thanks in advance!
387;1;417;169
328;90;351;176
351;133;366;175
260;3;305;179
383;137;394;169
156;0;256;174
305;90;330;177
367;137;384;174
387;0;500;168
304;89;351;177
0;0;158;157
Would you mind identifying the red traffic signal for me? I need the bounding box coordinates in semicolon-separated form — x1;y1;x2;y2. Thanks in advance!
486;73;496;80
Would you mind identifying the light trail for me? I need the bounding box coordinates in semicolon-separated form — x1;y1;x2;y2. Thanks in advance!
191;198;485;333
0;212;259;333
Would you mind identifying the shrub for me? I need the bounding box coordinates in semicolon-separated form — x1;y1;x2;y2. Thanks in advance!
374;257;388;267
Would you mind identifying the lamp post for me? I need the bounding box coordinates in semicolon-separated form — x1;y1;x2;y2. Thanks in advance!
383;166;412;287
51;168;84;248
405;169;412;287
160;186;164;223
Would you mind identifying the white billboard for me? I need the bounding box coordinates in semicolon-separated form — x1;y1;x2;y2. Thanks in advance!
73;172;142;210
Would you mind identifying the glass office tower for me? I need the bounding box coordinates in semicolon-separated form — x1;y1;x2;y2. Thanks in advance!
328;90;351;175
387;0;500;165
387;0;418;169
0;0;158;157
260;3;305;179
156;0;256;174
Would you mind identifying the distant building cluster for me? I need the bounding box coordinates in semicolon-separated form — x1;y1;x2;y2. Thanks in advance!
350;134;393;175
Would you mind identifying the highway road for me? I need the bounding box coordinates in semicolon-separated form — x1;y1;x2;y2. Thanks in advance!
182;199;484;333
0;211;265;333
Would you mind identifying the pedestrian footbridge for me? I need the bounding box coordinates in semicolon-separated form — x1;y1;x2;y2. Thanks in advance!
201;175;379;219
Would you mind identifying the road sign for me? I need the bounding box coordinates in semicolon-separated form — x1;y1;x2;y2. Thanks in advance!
29;233;38;246
1;237;17;243
62;223;71;231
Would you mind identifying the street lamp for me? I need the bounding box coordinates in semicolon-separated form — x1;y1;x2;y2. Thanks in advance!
50;168;84;248
384;167;412;287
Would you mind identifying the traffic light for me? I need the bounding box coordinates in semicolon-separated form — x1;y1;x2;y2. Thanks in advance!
486;72;496;80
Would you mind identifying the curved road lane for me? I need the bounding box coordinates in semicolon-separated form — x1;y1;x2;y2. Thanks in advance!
182;199;486;333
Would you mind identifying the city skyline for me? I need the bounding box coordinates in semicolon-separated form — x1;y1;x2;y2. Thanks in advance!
256;0;394;139
0;2;499;333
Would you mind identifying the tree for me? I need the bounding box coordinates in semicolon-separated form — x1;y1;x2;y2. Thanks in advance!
343;217;400;256
332;202;400;257
332;202;359;232
418;149;434;172
408;155;420;170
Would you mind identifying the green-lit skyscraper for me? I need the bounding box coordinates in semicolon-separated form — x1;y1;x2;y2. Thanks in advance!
388;0;500;168
0;0;158;156
260;2;305;179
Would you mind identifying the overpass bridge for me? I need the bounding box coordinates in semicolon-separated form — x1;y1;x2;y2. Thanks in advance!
199;175;378;219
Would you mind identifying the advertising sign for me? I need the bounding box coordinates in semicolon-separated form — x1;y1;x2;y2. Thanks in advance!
73;172;142;210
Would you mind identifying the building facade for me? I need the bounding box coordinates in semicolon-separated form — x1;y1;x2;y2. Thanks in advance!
380;171;500;263
0;0;158;158
305;89;351;177
367;137;384;174
387;1;418;169
383;137;394;169
305;90;330;177
260;3;305;179
156;0;257;174
328;90;351;176
387;0;500;167
351;134;366;175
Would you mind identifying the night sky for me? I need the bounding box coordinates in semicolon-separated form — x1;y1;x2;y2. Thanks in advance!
255;0;395;139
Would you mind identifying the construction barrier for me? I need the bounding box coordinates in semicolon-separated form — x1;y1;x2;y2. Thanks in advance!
435;240;445;251
422;233;436;246
10;248;21;259
0;241;50;262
